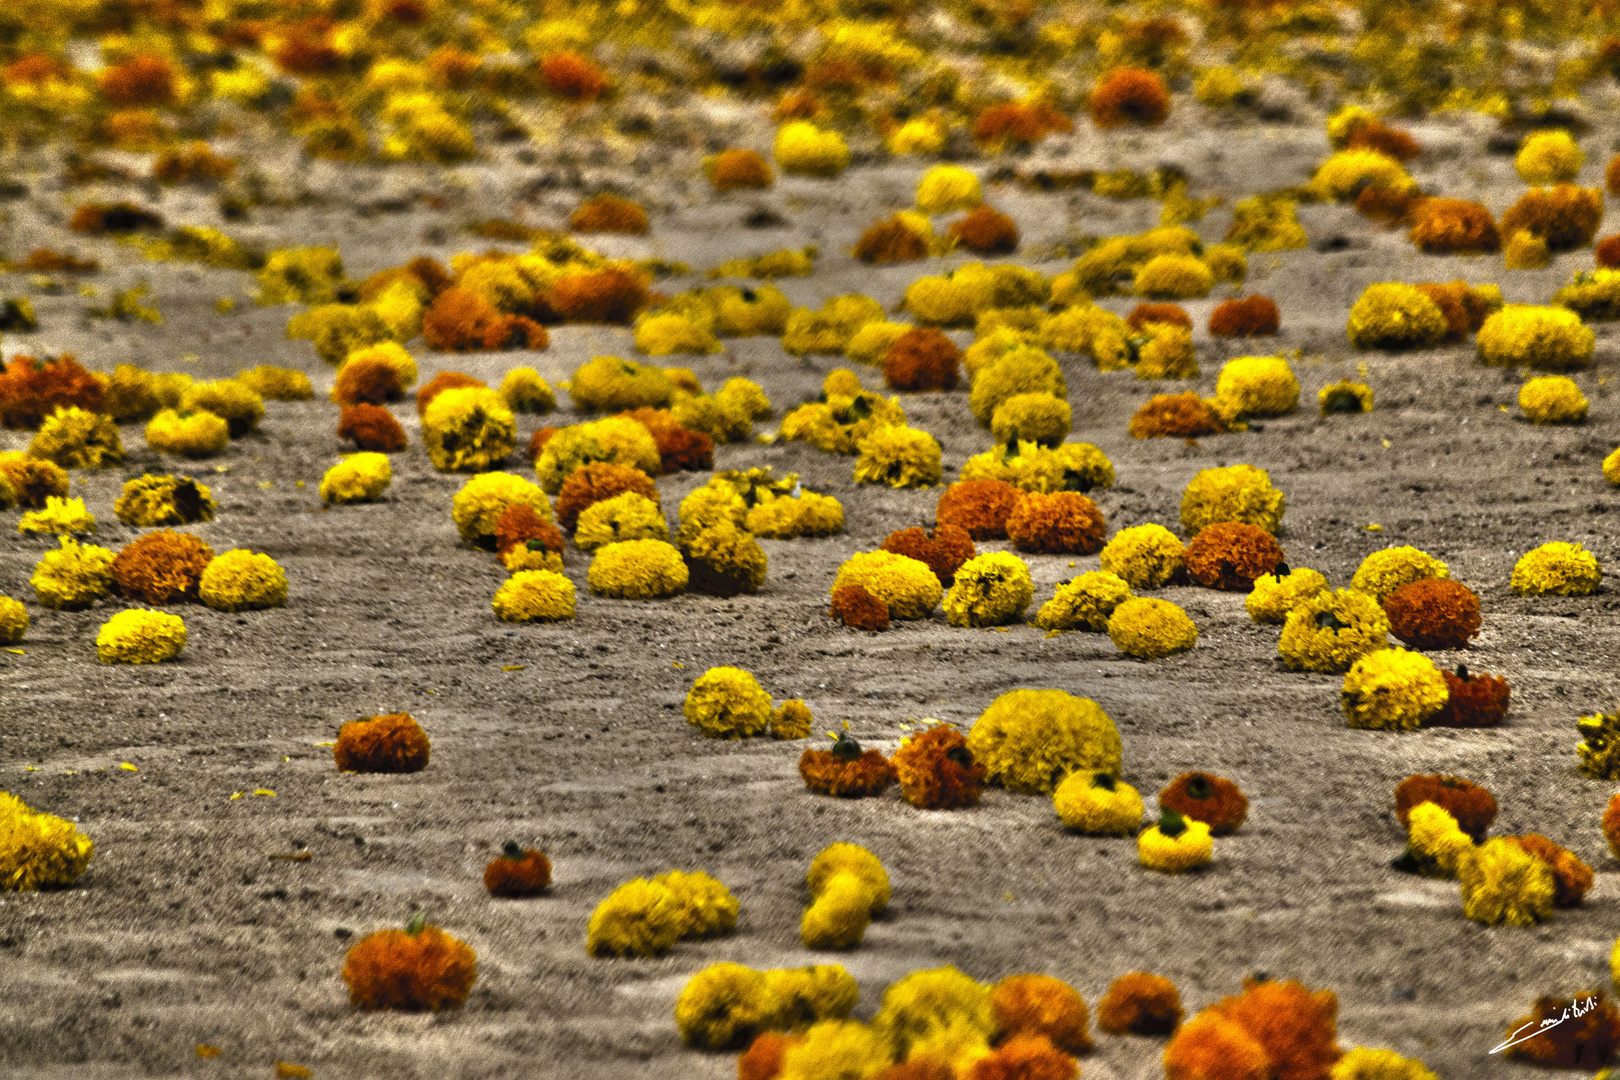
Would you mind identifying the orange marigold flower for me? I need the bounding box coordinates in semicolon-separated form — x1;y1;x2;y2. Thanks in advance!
706;149;773;192
1502;990;1620;1067
1207;979;1341;1080
415;371;486;418
554;462;661;532
1428;664;1509;728
334;713;431;773
1598;235;1620;268
1409;198;1501;255
1005;492;1105;555
1158;772;1248;835
1413;281;1496;340
799;745;896;798
483;842;552;897
539;52;610;101
1505;834;1593;907
773;89;822;122
963;1035;1079;1080
1500;184;1604;251
528;427;559;465
891;726;986;810
936;479;1024;541
740;1032;805;1080
1126;303;1192;332
1163;1012;1270;1080
275;33;344;76
1128;393;1224;439
570;194;649;235
423;289;549;352
99;55;179;107
881;524;975;586
341;918;475;1011
1382;578;1481;650
3;54;68;86
1090;69;1170;129
338;403;408;452
1355;184;1425;228
113;530;214;604
0;354;103;429
547;268;650;324
493;504;565;559
884;328;961;392
332;357;405;406
831;583;890;631
1393;773;1496;841
1604;793;1620;861
1098;972;1183;1035
991;973;1092;1055
973;101;1072;147
1208;296;1279;337
1346;120;1421;161
948;207;1020;255
25;249;98;274
1184;522;1283;590
855;218;930;264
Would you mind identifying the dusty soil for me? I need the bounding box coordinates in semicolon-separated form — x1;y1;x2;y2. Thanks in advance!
4;104;1620;1079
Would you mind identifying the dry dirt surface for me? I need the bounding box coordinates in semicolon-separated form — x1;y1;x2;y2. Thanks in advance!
4;105;1620;1080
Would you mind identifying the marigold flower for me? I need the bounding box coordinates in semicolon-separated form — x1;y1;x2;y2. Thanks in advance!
1207;978;1341;1080
18;496;95;536
1138;810;1212;873
1090;68;1170;128
937;480;1024;541
0;791;95;891
1428;665;1509;728
338;404;407;452
684;666;773;739
96;608;186;663
1500;185;1603;251
199;549;287;612
774;122;850;177
1341;649;1449;731
571;194;647;234
423;387;516;473
1098;973;1182;1035
1006;492;1104;555
949;208;1020;255
1346;284;1448;351
1100;524;1185;589
891;725;985;810
854;425;943;488
334;713;430;773
1245;566;1327;623
1460;837;1555;926
29;406;124;468
1181;465;1283;534
1501;990;1620;1067
1408;199;1500;255
343;917;476;1011
492;569;575;622
1511;541;1601;596
945;552;1034;628
1053;771;1143;834
0;452;68;510
883;328;961;392
483;843;550;898
873;966;995;1061
968;689;1120;795
321;452;392;504
800;741;897;798
706;149;773;192
1128;393;1225;439
1479;305;1594;370
831;583;890;631
1184;522;1284;591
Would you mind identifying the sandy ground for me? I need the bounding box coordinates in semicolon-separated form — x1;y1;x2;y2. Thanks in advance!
4;102;1620;1078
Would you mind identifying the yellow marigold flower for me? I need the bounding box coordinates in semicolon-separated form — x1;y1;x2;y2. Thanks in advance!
990;392;1071;446
0;792;94;892
1040;304;1131;368
501;542;564;574
1326;105;1376;148
30;536;116;610
1551;268;1620;320
774;122;851;177
1246;566;1328;624
1100;523;1185;589
854;425;942;488
944;552;1033;628
1037;570;1132;632
809;843;891;912
1341;648;1448;731
766;964;860;1028
1406;802;1474;879
586;878;681;957
715;285;793;336
845;321;912;366
535;417;661;493
1133;254;1215;300
199;550;288;612
967;688;1121;794
1503;228;1549;269
634;313;721;356
492;569;575;622
1319;380;1374;415
1584;711;1620;780
771;700;814;740
0;597;27;645
747;492;844;539
18;496;95;536
1107;596;1197;659
1518;375;1588;424
499;367;555;414
960;441;1113;494
29;406;124;468
1195;66;1245;107
872;966;994;1061
1308;150;1415;202
655;869;737;940
1605;446;1620;486
889;117;947;155
915;165;982;213
1278;588;1390;673
1203;243;1248;282
236;365;314;401
1516;130;1582;185
179;380;263;437
1346;283;1448;351
672;393;752;444
452;472;551;547
574;492;668;552
1459;837;1554;926
1330;1047;1440;1080
1135;324;1198;380
679;486;748;532
1477;304;1594;370
1180;464;1284;534
1138;810;1213;873
258;247;345;306
1511;541;1602;596
113;474;216;527
1214;356;1299;418
96;608;186;664
146;409;229;459
587;538;688;599
1053;771;1143;834
422;387;517;473
801;873;875;951
904;264;997;327
338;341;416;387
674;963;775;1051
683;666;773;739
831;551;942;620
717;378;772;420
969;344;1069;426
320;452;392;505
1350;546;1448;602
779;1020;888;1080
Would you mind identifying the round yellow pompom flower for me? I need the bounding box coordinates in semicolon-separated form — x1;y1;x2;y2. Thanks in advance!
199;550;288;612
831;551;942;620
1214;356;1299;418
587;539;688;599
1278;589;1389;673
320;452;392;504
96;609;186;664
853;425;943;488
674;963;776;1051
944;552;1034;628
1350;546;1447;602
1459;837;1554;926
775;122;851;177
1246;566;1328;624
1519;375;1588;424
146;408;230;459
1138;810;1213;873
1100;523;1185;588
492;569;576;622
1511;541;1601;596
1341;648;1448;731
915;165;983;213
586;878;681;958
0;596;28;644
967;688;1121;794
1054;772;1143;834
0;792;94;892
1180;464;1284;534
1516;129;1583;185
1107;596;1197;659
1036;570;1131;632
1477;305;1594;371
683;666;773;739
575;492;668;553
422;386;517;473
452;472;551;547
